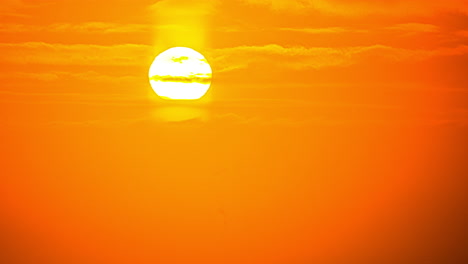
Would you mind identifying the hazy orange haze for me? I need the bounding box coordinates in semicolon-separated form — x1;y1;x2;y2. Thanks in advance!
1;1;468;264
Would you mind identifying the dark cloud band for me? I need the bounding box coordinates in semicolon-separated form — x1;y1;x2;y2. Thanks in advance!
149;75;212;84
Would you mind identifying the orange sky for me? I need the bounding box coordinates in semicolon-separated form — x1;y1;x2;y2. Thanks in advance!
1;1;468;264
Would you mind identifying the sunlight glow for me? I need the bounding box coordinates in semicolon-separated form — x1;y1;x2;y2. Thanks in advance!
149;47;212;100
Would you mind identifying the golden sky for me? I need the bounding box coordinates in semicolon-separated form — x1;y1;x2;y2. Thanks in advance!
1;1;468;263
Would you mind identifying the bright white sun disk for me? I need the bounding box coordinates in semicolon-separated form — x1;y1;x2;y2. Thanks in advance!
149;47;212;100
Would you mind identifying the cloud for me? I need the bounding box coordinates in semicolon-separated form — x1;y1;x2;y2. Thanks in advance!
243;0;468;16
0;22;225;35
214;25;362;34
0;70;142;91
0;89;149;108
171;56;189;63
0;72;61;81
209;44;419;72
245;0;309;10
0;42;152;66
49;22;151;34
386;23;440;33
279;27;367;34
149;75;212;84
1;41;467;73
0;22;152;34
209;44;468;73
52;71;140;84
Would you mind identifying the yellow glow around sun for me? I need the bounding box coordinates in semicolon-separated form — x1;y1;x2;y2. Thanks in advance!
149;47;212;100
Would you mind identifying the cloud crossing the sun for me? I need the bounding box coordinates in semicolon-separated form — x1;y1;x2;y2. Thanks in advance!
149;74;212;84
1;42;467;71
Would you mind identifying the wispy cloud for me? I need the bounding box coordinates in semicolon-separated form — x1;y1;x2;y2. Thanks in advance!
386;23;440;33
0;22;152;34
209;44;452;72
149;75;212;84
0;42;152;66
0;71;141;84
279;27;367;34
1;41;467;72
0;89;149;108
244;0;468;16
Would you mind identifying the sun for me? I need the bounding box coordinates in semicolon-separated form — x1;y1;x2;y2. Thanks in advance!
149;47;212;100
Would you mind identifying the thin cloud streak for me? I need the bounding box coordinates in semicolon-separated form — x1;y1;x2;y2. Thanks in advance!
0;42;152;66
1;42;467;70
210;44;468;72
0;71;141;83
279;27;368;34
149;75;212;84
0;22;152;34
244;0;468;16
386;23;440;33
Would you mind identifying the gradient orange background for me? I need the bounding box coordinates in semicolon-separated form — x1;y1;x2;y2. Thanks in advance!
1;1;468;263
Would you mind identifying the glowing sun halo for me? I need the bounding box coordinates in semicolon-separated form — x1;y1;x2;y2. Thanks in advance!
149;47;212;100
